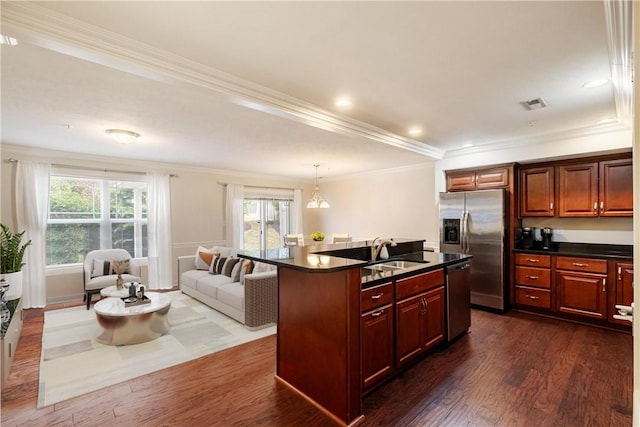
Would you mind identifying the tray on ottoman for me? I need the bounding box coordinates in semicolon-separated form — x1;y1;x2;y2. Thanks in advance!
121;295;151;307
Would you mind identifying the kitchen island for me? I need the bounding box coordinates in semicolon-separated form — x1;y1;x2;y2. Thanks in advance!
241;239;471;426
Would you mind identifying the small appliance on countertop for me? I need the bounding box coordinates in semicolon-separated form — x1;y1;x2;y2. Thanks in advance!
541;227;553;250
521;227;534;249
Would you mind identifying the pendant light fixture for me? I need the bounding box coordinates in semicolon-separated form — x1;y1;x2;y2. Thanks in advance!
307;164;330;209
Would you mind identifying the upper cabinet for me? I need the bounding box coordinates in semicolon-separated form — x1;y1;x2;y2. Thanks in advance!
520;154;632;218
519;166;555;217
446;166;510;192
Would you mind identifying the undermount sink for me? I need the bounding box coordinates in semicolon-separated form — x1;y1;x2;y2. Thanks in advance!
363;260;427;273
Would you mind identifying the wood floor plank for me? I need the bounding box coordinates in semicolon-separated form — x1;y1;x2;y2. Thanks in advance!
1;305;632;426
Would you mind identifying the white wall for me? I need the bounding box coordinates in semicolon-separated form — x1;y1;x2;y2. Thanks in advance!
1;144;314;304
315;163;438;248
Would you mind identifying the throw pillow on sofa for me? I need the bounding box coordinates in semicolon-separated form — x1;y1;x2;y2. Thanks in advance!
210;256;227;275
195;246;220;270
238;259;254;284
222;257;240;277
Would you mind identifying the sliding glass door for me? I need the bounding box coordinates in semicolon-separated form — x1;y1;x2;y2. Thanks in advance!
243;199;291;250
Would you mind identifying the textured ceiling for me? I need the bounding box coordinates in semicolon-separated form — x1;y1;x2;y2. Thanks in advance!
0;1;625;180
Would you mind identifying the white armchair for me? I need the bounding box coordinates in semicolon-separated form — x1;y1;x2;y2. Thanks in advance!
83;249;141;310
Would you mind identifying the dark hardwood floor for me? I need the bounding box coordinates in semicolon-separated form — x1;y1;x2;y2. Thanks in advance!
1;303;632;426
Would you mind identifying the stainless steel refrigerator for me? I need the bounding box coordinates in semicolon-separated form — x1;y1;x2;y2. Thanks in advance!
439;189;507;312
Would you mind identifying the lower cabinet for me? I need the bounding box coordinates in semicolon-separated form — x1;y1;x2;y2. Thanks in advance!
556;256;607;320
610;262;634;325
361;304;394;391
396;286;445;369
1;298;23;388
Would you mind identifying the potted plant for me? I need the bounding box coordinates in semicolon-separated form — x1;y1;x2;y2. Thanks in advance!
0;224;31;301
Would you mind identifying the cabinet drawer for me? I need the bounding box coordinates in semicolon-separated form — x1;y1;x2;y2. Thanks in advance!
556;256;607;274
361;282;393;312
515;266;551;289
396;269;444;300
515;253;551;268
516;286;551;309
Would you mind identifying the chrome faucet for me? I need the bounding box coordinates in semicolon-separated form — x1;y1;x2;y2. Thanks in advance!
371;237;397;261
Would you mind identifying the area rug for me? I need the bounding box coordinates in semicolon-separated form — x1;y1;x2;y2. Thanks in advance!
37;291;276;408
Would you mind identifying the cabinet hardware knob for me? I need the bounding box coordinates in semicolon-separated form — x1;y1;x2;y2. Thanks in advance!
572;262;589;267
602;278;606;292
527;275;539;280
600;201;604;211
371;293;383;300
371;309;384;317
550;202;553;211
527;295;540;300
526;259;540;263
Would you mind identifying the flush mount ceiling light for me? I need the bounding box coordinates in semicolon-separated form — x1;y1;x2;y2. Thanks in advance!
582;79;610;88
307;164;330;209
105;129;140;144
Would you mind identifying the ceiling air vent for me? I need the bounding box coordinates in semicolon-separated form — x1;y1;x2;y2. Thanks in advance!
521;97;547;110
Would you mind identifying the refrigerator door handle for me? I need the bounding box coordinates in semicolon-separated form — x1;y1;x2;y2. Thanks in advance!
463;211;470;254
460;212;466;252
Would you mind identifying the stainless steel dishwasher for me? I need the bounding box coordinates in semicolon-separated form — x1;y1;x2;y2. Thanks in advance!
446;260;472;342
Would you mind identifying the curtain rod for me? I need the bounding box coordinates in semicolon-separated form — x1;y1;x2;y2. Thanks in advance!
217;181;302;191
6;158;178;178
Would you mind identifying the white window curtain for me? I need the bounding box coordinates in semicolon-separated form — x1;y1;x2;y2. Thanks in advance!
145;173;173;289
226;184;245;249
292;189;304;236
15;161;51;308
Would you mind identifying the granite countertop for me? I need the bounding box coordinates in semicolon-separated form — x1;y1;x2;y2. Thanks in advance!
514;242;633;260
240;239;472;288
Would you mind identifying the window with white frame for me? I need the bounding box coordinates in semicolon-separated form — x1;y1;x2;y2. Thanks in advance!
46;175;148;265
242;187;293;251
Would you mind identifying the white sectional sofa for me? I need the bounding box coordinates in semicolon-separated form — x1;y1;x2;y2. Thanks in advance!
177;246;277;329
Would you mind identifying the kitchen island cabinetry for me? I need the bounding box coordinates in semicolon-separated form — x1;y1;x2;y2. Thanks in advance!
361;282;394;391
394;270;445;370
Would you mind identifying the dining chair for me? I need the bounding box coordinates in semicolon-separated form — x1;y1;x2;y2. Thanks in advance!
332;234;352;244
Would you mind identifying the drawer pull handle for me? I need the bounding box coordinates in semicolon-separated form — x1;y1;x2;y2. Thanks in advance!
371;309;384;317
527;275;539;280
526;259;540;263
572;262;589;267
527;295;540;300
370;293;384;300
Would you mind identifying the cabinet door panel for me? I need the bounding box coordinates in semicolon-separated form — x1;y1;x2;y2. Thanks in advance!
423;287;445;350
476;168;509;189
556;271;607;319
362;304;394;390
446;172;476;191
520;167;554;217
395;295;424;368
610;262;633;325
600;158;633;217
558;163;598;217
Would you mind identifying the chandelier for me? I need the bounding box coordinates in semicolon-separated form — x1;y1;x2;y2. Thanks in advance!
307;164;330;209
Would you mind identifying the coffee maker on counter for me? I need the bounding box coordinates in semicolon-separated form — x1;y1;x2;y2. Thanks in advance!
541;227;553;250
521;227;534;249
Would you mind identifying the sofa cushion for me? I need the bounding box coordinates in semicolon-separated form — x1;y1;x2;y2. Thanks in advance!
217;283;245;311
91;259;130;277
195;246;219;270
181;269;210;290
195;273;234;299
253;261;275;273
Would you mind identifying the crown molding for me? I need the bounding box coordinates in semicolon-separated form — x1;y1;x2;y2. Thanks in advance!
603;0;633;125
443;120;630;159
1;2;444;160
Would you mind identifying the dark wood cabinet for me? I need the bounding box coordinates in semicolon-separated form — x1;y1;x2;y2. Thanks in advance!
519;166;554;217
558;162;598;217
609;261;634;325
599;158;633;217
395;286;445;369
556;256;607;320
361;304;394;391
514;253;552;309
446;166;510;191
361;282;394;391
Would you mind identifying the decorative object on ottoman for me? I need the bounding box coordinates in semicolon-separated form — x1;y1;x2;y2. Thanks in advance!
112;260;130;290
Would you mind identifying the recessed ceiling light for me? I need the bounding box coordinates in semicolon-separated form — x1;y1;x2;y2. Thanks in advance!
408;127;423;137
334;97;353;108
105;129;140;144
582;79;609;89
0;35;18;46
